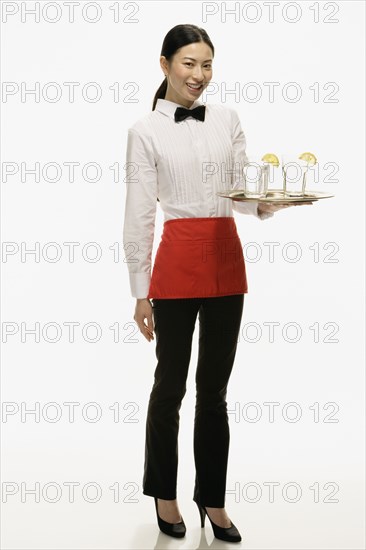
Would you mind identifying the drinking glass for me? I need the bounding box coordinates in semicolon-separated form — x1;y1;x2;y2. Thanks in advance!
281;154;311;197
242;156;269;198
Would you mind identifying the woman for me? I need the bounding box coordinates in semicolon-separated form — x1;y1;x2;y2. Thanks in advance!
123;24;310;543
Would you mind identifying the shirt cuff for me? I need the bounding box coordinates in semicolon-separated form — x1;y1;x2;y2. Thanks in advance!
233;199;274;220
129;272;151;299
232;199;259;216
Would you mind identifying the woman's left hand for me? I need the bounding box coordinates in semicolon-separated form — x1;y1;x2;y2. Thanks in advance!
258;201;314;214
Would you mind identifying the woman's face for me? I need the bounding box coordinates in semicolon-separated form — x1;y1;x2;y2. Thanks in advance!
160;42;213;108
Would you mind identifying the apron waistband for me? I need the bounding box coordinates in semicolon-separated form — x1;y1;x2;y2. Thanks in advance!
161;217;238;242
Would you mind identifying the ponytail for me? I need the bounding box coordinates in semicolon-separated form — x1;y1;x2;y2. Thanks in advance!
152;77;168;110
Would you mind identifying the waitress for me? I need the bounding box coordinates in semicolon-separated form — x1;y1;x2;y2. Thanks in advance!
123;24;308;543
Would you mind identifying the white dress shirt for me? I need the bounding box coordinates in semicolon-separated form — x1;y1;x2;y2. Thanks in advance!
123;98;273;299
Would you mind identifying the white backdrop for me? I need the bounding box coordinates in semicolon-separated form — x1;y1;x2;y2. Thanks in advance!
1;1;365;549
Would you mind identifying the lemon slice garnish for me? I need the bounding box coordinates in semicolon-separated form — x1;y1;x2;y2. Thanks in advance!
261;153;280;167
299;152;317;165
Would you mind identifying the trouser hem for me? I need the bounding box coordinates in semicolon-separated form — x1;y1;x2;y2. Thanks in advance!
143;488;177;500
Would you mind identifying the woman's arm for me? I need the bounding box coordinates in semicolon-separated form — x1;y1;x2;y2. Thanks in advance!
123;128;158;299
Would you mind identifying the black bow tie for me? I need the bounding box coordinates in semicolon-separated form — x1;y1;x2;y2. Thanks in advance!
174;104;206;123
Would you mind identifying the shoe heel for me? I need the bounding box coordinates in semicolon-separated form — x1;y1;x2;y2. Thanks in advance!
196;502;242;543
195;500;206;528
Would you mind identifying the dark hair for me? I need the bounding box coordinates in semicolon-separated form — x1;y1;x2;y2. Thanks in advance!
152;24;214;111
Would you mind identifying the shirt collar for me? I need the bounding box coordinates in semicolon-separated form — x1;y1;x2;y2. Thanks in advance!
155;98;205;119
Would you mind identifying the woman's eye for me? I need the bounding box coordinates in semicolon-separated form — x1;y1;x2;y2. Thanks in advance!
185;63;212;69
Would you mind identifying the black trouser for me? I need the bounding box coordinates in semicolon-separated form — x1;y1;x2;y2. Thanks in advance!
142;293;244;508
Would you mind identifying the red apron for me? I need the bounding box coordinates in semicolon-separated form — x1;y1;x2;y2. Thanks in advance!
147;217;248;300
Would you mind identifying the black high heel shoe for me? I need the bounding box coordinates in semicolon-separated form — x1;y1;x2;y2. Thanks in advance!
195;501;242;543
153;497;186;538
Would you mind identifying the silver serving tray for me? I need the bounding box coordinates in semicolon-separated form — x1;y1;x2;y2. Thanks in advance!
217;189;334;203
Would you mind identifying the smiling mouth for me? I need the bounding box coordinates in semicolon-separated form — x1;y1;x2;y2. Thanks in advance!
186;83;204;90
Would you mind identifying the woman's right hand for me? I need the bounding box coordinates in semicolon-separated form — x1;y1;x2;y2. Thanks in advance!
134;298;155;342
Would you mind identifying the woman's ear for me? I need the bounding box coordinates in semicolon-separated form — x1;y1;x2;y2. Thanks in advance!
160;56;168;76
